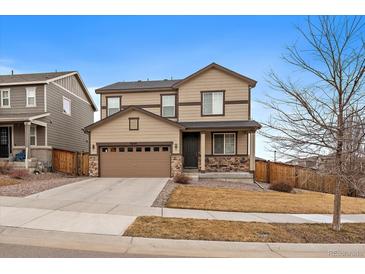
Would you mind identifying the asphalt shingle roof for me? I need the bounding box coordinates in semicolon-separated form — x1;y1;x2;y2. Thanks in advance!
0;71;75;84
97;79;182;91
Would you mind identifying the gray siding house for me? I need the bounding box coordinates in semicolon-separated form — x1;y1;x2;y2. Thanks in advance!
0;71;97;169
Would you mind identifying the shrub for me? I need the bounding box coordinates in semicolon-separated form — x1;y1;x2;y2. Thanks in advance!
269;182;294;193
173;173;191;184
9;169;30;180
0;162;13;175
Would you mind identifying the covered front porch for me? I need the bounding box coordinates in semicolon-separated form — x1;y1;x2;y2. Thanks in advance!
0;113;51;169
180;121;260;175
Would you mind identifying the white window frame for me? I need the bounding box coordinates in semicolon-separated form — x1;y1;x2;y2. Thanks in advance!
30;125;37;146
0;89;11;108
213;132;236;155
202;91;224;116
62;96;71;116
26;87;37;107
107;97;121;116
161;94;176;118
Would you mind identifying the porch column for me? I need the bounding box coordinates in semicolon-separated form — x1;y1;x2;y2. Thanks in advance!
249;131;256;171
200;132;206;172
24;122;31;169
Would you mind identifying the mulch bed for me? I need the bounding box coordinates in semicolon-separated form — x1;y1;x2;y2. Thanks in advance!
124;216;365;243
0;173;87;197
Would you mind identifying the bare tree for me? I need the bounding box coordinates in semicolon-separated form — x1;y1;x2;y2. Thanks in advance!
261;16;365;231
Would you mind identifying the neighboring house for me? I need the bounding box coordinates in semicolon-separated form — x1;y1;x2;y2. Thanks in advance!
85;63;261;177
0;71;97;169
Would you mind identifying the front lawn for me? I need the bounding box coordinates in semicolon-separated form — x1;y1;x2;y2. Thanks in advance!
166;186;365;214
124;216;365;243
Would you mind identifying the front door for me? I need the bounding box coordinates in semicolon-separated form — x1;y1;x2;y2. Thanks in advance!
0;127;9;158
183;132;200;168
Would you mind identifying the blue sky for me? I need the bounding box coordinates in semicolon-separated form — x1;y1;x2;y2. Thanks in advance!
0;16;308;159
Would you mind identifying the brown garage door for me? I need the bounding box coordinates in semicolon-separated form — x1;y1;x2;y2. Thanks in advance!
99;145;171;177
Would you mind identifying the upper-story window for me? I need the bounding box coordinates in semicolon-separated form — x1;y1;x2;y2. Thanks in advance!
63;96;71;116
161;94;176;118
0;89;10;108
202;91;224;116
107;97;121;116
26;87;36;107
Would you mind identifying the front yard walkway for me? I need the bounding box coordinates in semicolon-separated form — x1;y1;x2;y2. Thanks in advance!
166;185;365;214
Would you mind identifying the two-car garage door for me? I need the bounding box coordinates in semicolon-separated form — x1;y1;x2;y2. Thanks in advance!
99;145;171;177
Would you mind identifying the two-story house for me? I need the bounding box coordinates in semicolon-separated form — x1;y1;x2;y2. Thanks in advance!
0;71;97;169
85;63;261;177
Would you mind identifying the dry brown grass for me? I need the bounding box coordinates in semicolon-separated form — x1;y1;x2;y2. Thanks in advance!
124;216;365;243
166;186;365;214
0;177;20;187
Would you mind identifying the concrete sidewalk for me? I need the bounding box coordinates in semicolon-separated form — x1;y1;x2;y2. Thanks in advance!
0;226;364;258
1;201;365;236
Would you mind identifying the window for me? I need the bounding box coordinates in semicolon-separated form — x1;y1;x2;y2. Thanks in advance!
102;147;108;152
153;147;159;152
107;97;121;116
110;147;117;152
30;126;37;146
63;97;71;115
161;94;176;117
144;147;151;152
127;147;133;152
0;89;10;108
202;91;224;116
136;147;142;152
213;133;236;155
119;147;125;152
162;147;169;152
129;118;139;130
26;87;36;107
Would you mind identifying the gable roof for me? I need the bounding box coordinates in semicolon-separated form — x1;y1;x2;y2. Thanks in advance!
0;71;97;111
96;79;181;93
96;62;257;93
173;63;257;88
84;106;185;131
0;71;76;85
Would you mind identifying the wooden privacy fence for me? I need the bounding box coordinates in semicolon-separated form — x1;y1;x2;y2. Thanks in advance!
255;160;348;195
52;149;89;176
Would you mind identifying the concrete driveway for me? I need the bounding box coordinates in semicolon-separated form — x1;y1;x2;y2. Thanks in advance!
28;177;168;207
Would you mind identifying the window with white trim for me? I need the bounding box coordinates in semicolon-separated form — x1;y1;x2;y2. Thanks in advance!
0;89;10;108
161;95;176;117
26;87;36;107
202;91;224;115
30;125;37;146
213;133;236;155
63;97;71;115
107;97;121;116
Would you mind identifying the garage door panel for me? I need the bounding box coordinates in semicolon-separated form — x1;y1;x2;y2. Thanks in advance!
100;146;171;177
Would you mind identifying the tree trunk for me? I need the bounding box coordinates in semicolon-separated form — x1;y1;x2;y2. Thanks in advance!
332;176;342;231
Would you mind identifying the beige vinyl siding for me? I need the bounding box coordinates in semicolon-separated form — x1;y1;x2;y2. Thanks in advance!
179;104;249;121
101;91;176;119
46;82;94;152
204;131;248;155
237;131;248;154
54;75;89;101
178;67;250;121
90;110;180;154
0;85;45;114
